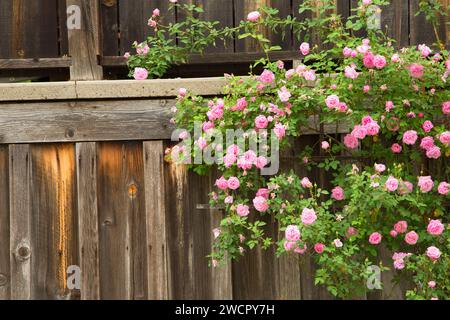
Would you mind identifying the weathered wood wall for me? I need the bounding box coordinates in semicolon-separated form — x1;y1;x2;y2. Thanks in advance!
0;0;448;74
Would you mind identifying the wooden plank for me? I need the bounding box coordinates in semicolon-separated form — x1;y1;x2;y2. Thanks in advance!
0;99;174;144
119;0;175;56
0;81;77;101
0;1;13;59
164;161;195;299
336;0;351;21
100;0;119;56
0;58;71;69
76;142;100;300
410;0;448;47
9;144;32;299
143;141;169;299
97;142;146;299
0;146;9;299
30;143;78;299
67;0;103;80
58;0;69;56
381;1;409;47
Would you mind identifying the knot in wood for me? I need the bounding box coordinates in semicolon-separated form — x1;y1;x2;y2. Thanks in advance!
16;244;31;261
128;183;138;199
0;273;7;286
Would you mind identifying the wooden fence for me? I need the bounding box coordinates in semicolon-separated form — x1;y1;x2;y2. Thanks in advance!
0;0;448;78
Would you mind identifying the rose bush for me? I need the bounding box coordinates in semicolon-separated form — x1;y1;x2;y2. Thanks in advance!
135;0;449;299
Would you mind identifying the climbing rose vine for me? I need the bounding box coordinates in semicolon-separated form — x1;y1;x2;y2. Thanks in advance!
148;0;449;299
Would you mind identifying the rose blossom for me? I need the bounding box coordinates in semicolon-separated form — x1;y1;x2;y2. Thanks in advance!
227;177;240;190
333;239;343;248
390;230;398;237
223;153;237;167
346;227;357;238
385;176;399;192
362;0;372;5
295;244;307;254
405;231;419;245
418;176;434;193
253;196;268;212
402;130;418;145
303;70;316;81
331;186;345;201
426;146;441;159
391;53;400;63
256;188;269;199
255;156;268;169
259;69;275;84
284;241;295;251
321;141;330;150
224;196;234;204
301;208;317;225
236;204;250;217
427;220;444;236
343;47;352;57
420;136;435;150
394;221;408;234
344;134;359;149
274;123;286;140
300;42;310;56
196;137;207;150
399;181;414;195
428;281;436;289
301;177;313;188
385;101;394;112
408;63;424;78
247;11;261;22
123;52;130;59
363;52;375;68
374;163;386;173
215;176;228;190
369;232;382;245
285;225;301;242
437;181;449;195
254;115;269;129
314;243;325;254
443;101;450;114
393;259;405;270
391;143;402;153
426;246;441;260
344;66;359;79
278;86;291;102
374;55;387;69
133;67;148;80
422;120;434;133
325;95;340;109
439;132;450;146
352;125;367;140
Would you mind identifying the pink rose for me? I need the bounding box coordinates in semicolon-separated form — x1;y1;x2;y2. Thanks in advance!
352;125;367;140
385;101;394;112
344;134;359;149
254;115;269;129
439;132;450;146
223;153;237;167
255;156;268;169
236;204;250;217
427;220;444;236
391;143;402;153
247;11;261;22
284;241;295;251
274;123;286;140
385;176;399;192
300;42;310;56
426;146;441;159
362;0;372;5
123;52;131;60
363;52;375;68
418;176;434;193
346;227;357;238
390;230;398;237
333;239;343;248
314;243;325;254
227;144;240;156
422;120;434;133
301;208;317;225
405;231;419;245
437;181;449;195
285;225;301;242
321;141;330;150
133;67;148;80
253;196;268;212
402;130;418;145
343;47;352;57
428;281;436;289
344;66;359;79
426;246;441;260
256;188;269;199
394;221;408;234
325;95;340;109
301;177;313;188
227;177;240;190
369;232;382;245
420;136;435;150
374;55;387;69
391;53;400;63
224;196;234;204
442;101;450;114
418;44;431;57
215;176;228;190
399;181;413;195
196;137;207;150
408;63;424;78
331;186;345;201
259;69;275;84
393;259;405;270
374;163;386;173
294;244;307;254
277;86;291;102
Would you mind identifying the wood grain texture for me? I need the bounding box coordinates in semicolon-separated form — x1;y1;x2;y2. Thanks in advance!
9;144;32;300
0;146;10;299
381;1;409;47
97;142;147;299
0;58;71;69
143;141;169;299
100;0;119;56
67;0;103;80
0;99;174;144
76;142;100;300
410;0;448;47
30;144;78;300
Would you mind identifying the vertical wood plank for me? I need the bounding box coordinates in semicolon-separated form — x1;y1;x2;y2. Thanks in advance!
9;144;31;300
0;146;10;299
76;142;100;300
381;1;409;47
143;141;169;299
119;0;175;56
58;0;69;56
67;0;103;80
410;0;448;47
0;1;13;59
97;142;146;299
30;144;78;299
100;0;119;56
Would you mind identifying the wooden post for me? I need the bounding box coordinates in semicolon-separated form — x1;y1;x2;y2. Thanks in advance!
66;0;103;80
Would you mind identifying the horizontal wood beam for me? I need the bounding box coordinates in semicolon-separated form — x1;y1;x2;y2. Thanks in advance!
0;58;72;69
0;99;349;144
101;51;301;67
